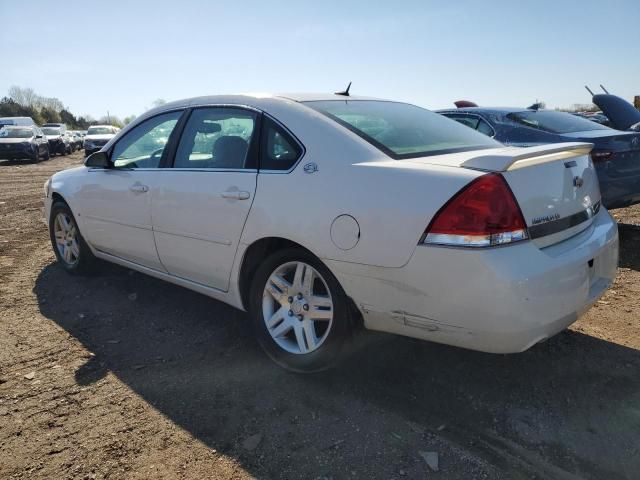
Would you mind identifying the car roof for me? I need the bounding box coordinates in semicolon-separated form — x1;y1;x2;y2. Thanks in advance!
89;124;116;128
153;92;386;111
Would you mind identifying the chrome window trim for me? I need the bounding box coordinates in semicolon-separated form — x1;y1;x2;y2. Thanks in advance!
89;167;258;173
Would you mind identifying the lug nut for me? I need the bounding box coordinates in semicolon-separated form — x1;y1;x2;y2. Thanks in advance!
297;314;304;320
288;310;294;316
303;304;309;311
288;296;293;303
297;293;303;300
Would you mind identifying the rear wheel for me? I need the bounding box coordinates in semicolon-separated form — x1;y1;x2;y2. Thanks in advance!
49;201;98;274
249;248;352;373
43;146;50;160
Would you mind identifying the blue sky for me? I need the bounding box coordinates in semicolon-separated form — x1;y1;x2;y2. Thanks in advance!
1;0;638;119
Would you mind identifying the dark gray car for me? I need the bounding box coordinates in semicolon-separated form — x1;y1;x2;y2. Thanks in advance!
439;106;640;209
0;126;50;162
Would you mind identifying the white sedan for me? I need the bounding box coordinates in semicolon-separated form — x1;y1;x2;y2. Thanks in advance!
44;93;619;372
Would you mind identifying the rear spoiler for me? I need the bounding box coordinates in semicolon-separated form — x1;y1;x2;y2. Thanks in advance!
461;142;594;172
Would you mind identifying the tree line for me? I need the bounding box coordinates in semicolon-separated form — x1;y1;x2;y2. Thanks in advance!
0;86;136;129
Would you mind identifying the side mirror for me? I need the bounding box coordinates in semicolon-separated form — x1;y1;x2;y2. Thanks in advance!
85;151;111;168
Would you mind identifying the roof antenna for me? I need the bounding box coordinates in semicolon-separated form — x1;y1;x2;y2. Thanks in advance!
335;82;352;97
585;85;595;96
600;84;610;94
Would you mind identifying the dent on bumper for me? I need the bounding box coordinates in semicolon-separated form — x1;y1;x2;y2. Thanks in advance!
327;210;619;354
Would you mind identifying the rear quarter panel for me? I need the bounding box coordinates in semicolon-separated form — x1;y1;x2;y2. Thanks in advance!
241;102;482;268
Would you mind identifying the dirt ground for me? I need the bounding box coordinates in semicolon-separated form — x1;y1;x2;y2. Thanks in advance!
0;152;638;480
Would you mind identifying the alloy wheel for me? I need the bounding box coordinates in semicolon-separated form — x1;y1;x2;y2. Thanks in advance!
262;261;334;354
53;212;80;266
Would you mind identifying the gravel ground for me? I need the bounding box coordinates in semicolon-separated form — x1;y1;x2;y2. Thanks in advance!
0;152;639;479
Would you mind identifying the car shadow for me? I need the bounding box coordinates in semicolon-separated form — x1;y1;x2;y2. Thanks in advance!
33;256;640;480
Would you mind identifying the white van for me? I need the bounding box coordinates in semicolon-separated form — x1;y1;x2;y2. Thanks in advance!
0;117;36;129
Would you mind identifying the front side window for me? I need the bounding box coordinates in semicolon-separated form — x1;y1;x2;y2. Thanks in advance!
304;100;500;159
507;111;611;134
173;107;257;169
260;117;302;170
111;111;182;168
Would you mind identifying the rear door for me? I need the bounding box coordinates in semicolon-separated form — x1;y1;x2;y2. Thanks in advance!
151;106;260;291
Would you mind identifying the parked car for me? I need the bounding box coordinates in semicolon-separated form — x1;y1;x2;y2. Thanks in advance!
0;125;50;162
438;106;640;209
68;131;83;151
84;125;119;156
0;116;36;129
41;126;71;155
43;123;67;134
44;93;618;372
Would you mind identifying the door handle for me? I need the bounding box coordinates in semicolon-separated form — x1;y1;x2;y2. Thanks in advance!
130;184;149;193
222;190;250;200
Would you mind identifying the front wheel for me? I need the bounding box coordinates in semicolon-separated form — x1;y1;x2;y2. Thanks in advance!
249;248;352;373
49;201;98;274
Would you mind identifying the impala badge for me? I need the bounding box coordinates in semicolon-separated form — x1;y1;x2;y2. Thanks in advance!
573;176;584;188
303;162;318;174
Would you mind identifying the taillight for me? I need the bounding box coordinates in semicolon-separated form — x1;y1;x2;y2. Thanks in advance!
590;151;613;163
422;173;528;247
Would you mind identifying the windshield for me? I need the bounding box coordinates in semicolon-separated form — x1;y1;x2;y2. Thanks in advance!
42;127;61;135
87;127;114;135
0;128;33;138
507;110;612;134
303;100;500;159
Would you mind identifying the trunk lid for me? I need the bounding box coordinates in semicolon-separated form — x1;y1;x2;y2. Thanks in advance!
592;94;640;131
406;143;600;248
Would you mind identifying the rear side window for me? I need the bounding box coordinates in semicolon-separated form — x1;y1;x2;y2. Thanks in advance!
449;115;479;130
259;117;302;171
304;100;500;159
507;111;611;133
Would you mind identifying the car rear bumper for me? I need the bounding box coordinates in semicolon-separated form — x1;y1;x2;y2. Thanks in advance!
326;208;619;354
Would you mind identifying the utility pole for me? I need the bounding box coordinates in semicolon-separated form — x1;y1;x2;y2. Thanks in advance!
107;110;111;125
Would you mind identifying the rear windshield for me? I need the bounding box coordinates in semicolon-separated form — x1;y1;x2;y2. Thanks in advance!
303;100;501;159
507;110;612;134
42;127;61;135
87;127;114;135
0;128;33;138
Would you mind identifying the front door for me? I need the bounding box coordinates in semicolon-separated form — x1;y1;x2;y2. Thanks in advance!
151;107;259;291
77;110;183;270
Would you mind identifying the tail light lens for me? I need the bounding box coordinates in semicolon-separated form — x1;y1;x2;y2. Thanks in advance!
422;173;528;247
590;151;613;163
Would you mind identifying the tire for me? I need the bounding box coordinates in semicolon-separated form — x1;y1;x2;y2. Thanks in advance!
249;248;352;373
49;200;98;275
43;146;50;160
